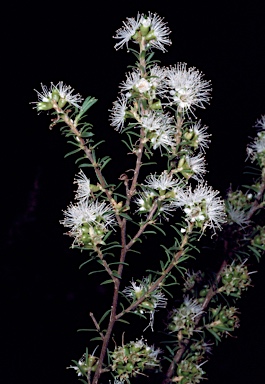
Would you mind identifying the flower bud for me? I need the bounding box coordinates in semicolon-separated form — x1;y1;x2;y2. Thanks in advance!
51;89;60;102
150;100;162;110
37;101;53;111
140;24;150;36
145;30;156;41
58;97;67;108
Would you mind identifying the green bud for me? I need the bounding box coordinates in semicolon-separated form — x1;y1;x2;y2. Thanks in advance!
168;323;176;331
81;226;90;233
140;25;150;36
58;97;67;108
37;101;53;111
90;184;100;192
254;236;261;245
126;363;134;372
140;300;155;310
227;319;235;327
184;132;193;140
52;89;60;102
199;289;208;297
132;31;140;40
82;233;90;242
145;30;156;41
150;100;162;110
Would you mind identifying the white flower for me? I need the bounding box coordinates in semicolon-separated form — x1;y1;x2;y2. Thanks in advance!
141;111;176;151
113;13;171;52
120;70;141;92
33;82;83;110
144;171;181;191
166;63;211;115
34;83;53;103
53;81;83;109
184;154;207;181
135;78;151;93
73;170;91;202
143;12;171;52
254;115;265;130
187;120;211;153
246;130;265;162
109;94;128;132
149;65;168;96
173;184;226;233
60;200;115;246
226;203;250;227
113;13;142;50
168;296;204;336
182;296;204;318
123;277;167;331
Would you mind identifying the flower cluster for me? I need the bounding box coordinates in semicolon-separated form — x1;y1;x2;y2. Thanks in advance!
113;12;171;52
123;276;167;330
135;171;183;218
33;81;83;111
166;63;211;115
208;306;240;337
173;184;227;233
110;338;161;382
60;170;115;248
225;188;254;227
168;297;204;337
174;358;207;384
219;260;253;297
246;116;265;166
68;353;98;377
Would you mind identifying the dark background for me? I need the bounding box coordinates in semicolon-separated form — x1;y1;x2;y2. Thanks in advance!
2;2;265;383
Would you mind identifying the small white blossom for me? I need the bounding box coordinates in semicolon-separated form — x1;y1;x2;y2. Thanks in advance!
246;130;265;162
113;12;171;52
109;94;128;132
141;111;176;151
166;63;211;115
187;120;211;153
168;296;204;336
226;203;251;227
184;154;207;181
144;171;181;191
143;12;171;52
53;81;83;108
149;65;168;96
173;184;227;233
123;277;167;330
60;200;115;246
73;170;91;202
33;82;83;110
120;70;141;92
113;13;142;50
34;83;53;103
135;78;151;93
254;115;265;130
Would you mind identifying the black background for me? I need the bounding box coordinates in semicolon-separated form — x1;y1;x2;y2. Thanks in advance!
2;2;265;383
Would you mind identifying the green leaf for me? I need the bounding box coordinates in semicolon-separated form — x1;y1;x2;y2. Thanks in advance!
88;269;105;276
79;258;94;269
100;279;114;285
116;319;130;324
207;328;221;343
99;309;111;325
77;328;97;332
64;147;81;158
90;337;103;341
78;163;94;168
76;96;98;120
119;212;132;220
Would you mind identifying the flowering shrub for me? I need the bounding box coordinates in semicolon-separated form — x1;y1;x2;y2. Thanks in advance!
32;12;264;384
